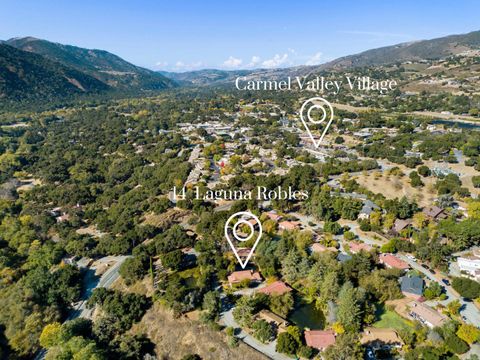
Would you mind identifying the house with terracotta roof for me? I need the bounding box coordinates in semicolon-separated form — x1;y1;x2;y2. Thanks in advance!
227;270;262;287
400;276;424;299
258;281;292;296
379;253;410;271
311;243;338;254
407;301;447;328
361;327;403;350
422;206;447;221
348;241;373;254
264;211;283;222
279;220;301;231
304;330;336;351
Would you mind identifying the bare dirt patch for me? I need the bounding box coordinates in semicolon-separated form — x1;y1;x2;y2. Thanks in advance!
131;302;266;360
142;207;191;229
76;225;106;238
111;276;155;297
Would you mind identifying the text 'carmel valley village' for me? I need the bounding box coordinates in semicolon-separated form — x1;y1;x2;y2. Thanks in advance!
235;75;398;94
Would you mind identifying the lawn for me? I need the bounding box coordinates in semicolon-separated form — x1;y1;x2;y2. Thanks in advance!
373;308;414;334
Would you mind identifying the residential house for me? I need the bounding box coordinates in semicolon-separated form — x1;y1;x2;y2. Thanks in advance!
311;243;338;254
358;200;380;220
279;221;301;231
49;207;62;217
400;276;424;299
227;270;262;287
337;253;352;263
457;249;480;281
408;301;448;328
379;254;410;271
361;328;404;350
264;211;283;222
258;281;292;296
257;310;289;332
304;330;336;351
423;206;448;221
392;219;412;234
56;213;71;223
348;241;373;254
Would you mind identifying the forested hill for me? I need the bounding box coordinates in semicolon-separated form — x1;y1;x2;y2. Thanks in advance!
314;29;480;70
159;30;480;86
0;43;110;105
6;37;175;92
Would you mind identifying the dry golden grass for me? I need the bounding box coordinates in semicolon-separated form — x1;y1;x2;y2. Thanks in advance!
357;160;480;207
131;302;266;360
142;207;191;228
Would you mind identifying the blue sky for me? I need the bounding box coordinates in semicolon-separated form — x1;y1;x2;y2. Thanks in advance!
1;0;479;72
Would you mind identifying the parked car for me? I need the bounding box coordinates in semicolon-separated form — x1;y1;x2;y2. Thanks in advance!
421;264;429;270
365;348;376;360
406;254;417;262
442;279;450;286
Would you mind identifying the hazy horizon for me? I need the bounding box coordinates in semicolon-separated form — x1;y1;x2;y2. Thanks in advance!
1;0;480;72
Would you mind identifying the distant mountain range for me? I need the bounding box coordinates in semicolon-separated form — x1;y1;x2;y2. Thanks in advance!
0;37;175;106
1;30;479;106
313;29;480;70
159;30;480;85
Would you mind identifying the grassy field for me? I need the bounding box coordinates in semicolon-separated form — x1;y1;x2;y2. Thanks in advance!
131;302;267;360
373;309;414;334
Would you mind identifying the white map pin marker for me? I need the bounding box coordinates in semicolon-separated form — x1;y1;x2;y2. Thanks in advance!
224;211;263;269
299;97;334;148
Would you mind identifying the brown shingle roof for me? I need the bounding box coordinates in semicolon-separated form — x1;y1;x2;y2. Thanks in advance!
408;301;448;327
422;206;446;219
393;219;411;233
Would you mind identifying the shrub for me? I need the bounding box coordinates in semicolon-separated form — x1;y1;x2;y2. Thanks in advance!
452;277;480;299
252;319;273;344
444;334;469;354
276;332;298;355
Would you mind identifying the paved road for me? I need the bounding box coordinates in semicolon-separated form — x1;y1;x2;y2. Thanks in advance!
35;256;130;360
220;299;291;360
397;254;480;326
345;223;480;326
70;255;130;319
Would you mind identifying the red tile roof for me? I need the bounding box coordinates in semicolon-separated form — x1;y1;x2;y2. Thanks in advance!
379;253;410;270
311;243;338;253
279;221;301;230
264;212;282;222
258;281;292;296
305;330;336;350
348;241;373;253
227;270;262;284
